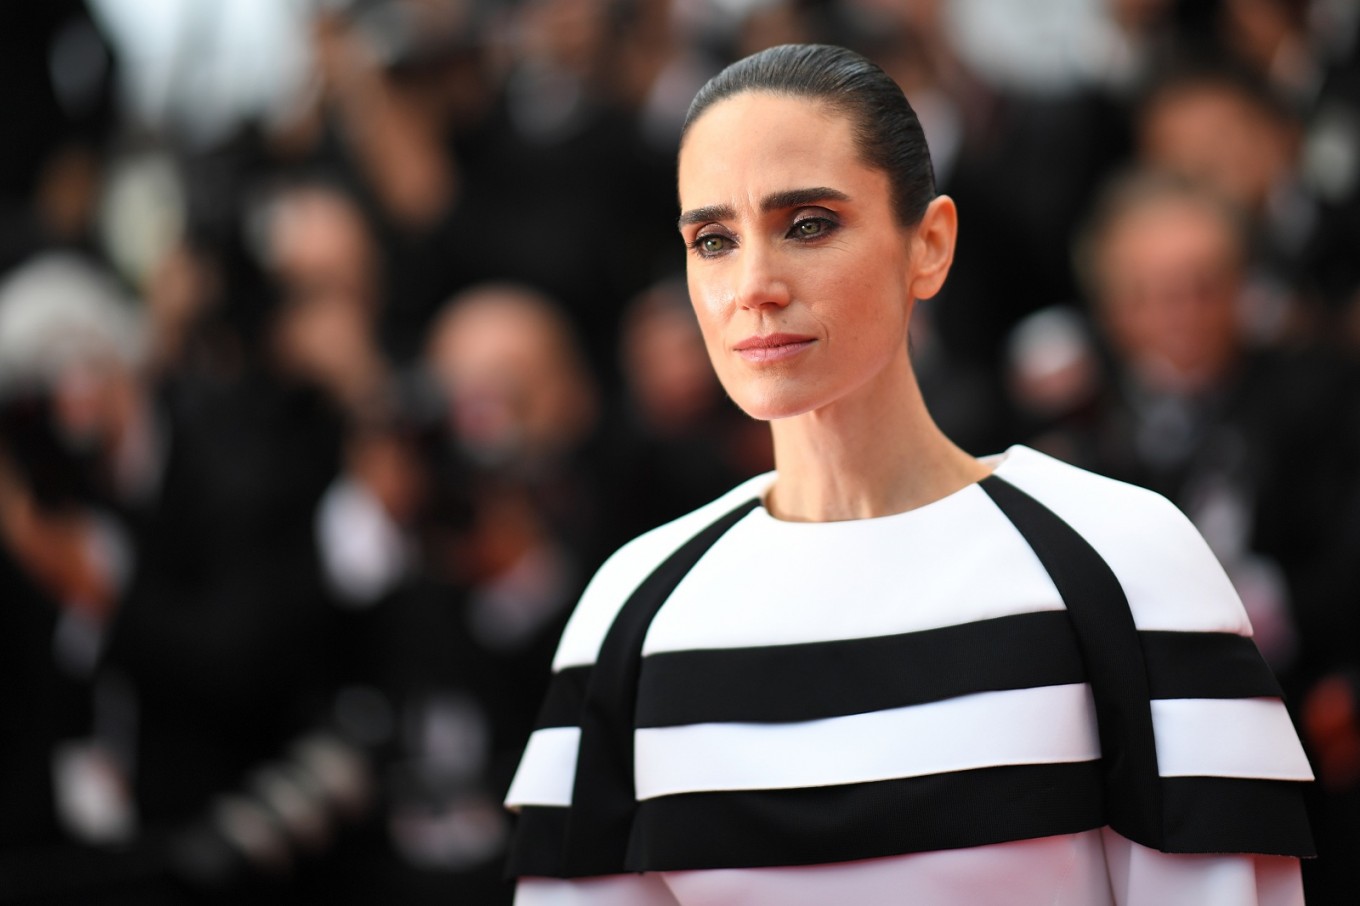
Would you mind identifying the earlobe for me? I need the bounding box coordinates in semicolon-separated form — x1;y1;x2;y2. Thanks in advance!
908;195;958;301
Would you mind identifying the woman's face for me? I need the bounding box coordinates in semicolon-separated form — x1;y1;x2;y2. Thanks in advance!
677;92;922;422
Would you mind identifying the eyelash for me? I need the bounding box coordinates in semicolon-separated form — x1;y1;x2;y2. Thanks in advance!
789;216;836;240
687;216;839;259
687;233;733;258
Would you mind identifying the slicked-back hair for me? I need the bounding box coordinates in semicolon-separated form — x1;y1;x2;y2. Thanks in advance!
681;44;936;227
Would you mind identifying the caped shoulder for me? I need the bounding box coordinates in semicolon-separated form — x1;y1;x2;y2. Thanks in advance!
994;446;1253;636
551;472;774;670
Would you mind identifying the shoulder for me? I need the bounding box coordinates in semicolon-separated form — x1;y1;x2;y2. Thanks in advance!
993;446;1252;636
551;472;774;670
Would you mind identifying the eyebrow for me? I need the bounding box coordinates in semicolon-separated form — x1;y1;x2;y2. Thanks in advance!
677;186;851;229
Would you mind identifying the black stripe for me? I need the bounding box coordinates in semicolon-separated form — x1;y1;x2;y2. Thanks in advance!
980;476;1165;850
563;498;761;877
547;627;1279;730
627;761;1107;872
507;775;1319;877
1162;776;1315;857
636;610;1086;728
532;665;592;729
506;806;571;878
1141;631;1284;700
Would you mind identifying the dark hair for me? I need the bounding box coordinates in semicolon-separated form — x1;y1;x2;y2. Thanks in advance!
681;44;936;226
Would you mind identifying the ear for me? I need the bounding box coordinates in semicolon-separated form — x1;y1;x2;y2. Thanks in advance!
907;195;958;301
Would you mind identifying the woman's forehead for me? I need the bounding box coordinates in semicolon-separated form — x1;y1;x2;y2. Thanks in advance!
677;93;870;209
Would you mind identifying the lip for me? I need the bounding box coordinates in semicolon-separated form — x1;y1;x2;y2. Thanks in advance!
733;332;817;363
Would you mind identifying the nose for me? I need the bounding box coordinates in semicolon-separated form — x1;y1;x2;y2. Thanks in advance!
735;244;791;311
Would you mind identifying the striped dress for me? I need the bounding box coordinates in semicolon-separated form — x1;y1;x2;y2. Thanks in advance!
505;445;1314;905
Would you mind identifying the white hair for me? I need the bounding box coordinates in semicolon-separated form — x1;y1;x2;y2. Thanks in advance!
0;253;147;392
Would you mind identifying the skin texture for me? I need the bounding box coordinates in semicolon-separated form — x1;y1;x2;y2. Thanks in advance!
677;91;987;522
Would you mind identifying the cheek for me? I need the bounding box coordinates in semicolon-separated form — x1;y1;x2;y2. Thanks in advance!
833;273;909;350
686;273;729;339
685;283;727;369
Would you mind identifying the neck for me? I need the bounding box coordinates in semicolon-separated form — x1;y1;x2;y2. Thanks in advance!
765;352;989;522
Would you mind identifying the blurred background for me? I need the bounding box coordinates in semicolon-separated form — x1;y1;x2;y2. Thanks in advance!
2;0;1360;902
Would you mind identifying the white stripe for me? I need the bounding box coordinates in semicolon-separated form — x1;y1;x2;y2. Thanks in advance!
995;447;1254;635
515;874;681;906
1151;698;1313;781
505;727;581;808
661;831;1117;906
553;475;774;670
643;486;1068;655
634;683;1100;800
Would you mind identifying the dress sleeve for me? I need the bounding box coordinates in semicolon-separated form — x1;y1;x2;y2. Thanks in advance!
1100;828;1305;906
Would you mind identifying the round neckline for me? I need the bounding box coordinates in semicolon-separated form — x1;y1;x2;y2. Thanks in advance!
749;445;1024;528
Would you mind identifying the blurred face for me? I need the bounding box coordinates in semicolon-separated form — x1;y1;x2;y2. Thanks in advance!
1140;84;1291;213
428;295;592;460
270;190;378;307
622;299;718;429
677;93;918;421
1094;196;1244;393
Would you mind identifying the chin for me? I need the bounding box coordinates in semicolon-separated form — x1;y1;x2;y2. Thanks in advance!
727;388;821;422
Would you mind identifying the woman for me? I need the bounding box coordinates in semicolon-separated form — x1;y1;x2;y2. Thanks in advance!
503;44;1313;904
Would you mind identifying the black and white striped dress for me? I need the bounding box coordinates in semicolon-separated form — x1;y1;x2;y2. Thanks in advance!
505;446;1313;905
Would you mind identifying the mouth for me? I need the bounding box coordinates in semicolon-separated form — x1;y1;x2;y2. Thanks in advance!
733;333;817;363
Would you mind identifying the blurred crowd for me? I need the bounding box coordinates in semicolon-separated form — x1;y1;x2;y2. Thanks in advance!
3;0;1360;903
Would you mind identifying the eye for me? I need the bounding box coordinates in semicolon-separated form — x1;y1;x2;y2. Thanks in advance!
689;233;734;258
790;217;835;240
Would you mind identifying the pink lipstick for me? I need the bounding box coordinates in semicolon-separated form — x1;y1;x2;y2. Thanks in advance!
733;333;816;363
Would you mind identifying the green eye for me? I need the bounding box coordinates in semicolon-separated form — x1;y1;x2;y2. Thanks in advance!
795;219;826;237
701;236;727;254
